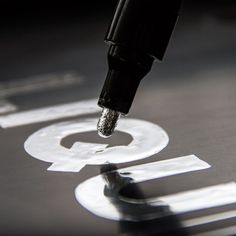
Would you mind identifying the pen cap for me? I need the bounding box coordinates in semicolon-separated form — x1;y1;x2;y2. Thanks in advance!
105;0;181;60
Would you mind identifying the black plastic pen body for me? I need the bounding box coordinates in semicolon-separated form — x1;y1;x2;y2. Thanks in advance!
98;0;181;137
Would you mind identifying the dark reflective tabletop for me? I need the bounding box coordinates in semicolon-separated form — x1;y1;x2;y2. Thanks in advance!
1;2;236;235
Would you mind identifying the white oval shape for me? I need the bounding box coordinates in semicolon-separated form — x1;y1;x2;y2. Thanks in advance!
24;118;169;172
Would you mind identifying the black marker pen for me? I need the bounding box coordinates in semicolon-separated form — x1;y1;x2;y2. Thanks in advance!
97;0;181;137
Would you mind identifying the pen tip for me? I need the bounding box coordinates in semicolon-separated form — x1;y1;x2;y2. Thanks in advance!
97;108;120;138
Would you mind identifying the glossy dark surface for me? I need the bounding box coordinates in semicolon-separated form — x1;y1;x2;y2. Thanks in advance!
0;2;236;235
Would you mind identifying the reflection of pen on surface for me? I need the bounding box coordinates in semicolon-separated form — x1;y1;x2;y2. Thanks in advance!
100;163;189;236
101;163;169;220
97;0;181;137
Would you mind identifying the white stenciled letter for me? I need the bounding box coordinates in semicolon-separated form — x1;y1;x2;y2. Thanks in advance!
75;156;213;221
24;118;169;172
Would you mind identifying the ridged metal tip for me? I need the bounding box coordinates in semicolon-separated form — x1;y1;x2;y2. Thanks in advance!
97;108;120;138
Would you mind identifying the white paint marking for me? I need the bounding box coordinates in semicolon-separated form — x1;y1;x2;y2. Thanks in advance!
75;156;211;221
0;71;83;97
0;98;99;128
183;209;236;228
154;182;236;214
0;100;17;114
119;155;210;183
24;118;169;172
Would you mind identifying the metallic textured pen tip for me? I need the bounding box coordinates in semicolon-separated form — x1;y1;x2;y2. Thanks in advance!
97;108;120;138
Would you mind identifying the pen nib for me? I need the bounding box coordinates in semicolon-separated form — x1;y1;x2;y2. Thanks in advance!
97;108;120;138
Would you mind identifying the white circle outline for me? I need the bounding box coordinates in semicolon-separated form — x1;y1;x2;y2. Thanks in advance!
24;118;169;172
